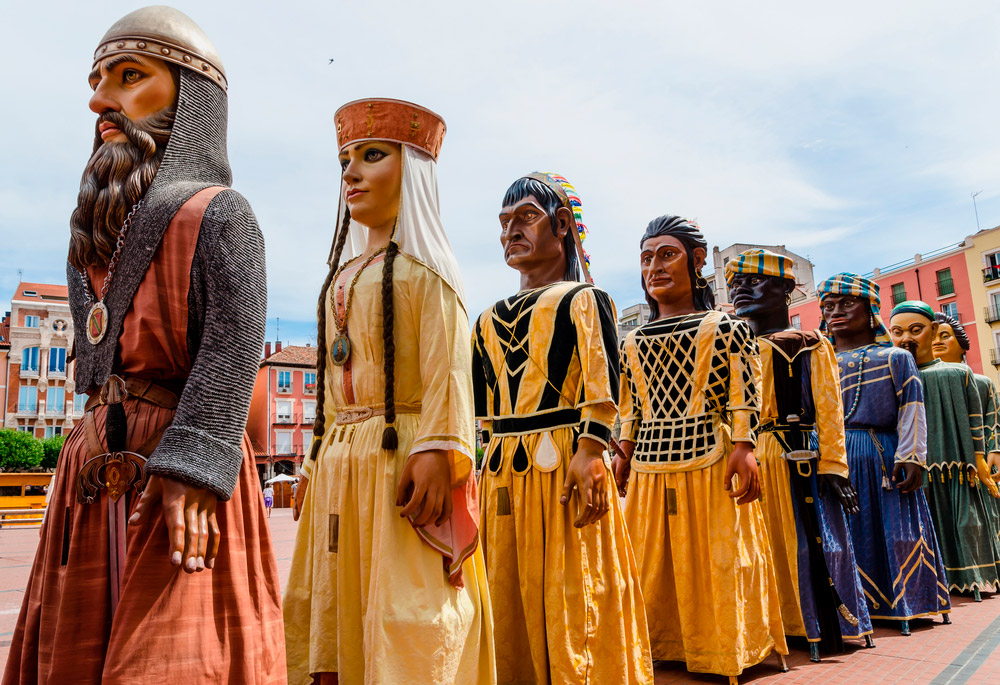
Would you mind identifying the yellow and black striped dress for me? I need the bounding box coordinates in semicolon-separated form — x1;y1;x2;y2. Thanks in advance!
473;281;653;684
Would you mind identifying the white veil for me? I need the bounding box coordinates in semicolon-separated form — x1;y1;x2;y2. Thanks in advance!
337;145;467;309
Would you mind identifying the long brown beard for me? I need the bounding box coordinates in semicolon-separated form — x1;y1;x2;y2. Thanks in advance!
68;107;175;271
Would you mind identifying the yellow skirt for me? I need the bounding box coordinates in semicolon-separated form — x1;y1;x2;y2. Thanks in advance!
479;427;653;684
284;413;496;685
624;457;787;677
756;433;808;637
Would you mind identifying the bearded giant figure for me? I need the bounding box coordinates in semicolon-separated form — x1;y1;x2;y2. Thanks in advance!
3;7;286;684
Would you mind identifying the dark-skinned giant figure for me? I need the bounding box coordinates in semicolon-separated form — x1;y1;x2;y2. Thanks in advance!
818;274;950;634
613;219;787;681
3;6;284;684
728;251;873;661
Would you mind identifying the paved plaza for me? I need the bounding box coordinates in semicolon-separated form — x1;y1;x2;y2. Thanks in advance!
2;508;999;683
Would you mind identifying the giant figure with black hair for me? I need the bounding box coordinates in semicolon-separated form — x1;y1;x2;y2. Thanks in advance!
283;98;494;684
473;172;652;683
613;216;787;681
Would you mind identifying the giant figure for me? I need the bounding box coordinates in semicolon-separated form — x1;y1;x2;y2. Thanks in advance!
612;217;787;683
819;274;950;633
3;7;285;683
283;99;495;684
727;251;872;661
472;173;652;683
889;301;1000;598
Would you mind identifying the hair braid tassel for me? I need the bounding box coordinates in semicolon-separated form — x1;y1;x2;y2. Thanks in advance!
381;238;399;451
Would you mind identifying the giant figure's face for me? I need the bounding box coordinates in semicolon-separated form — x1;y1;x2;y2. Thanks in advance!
640;235;704;312
729;273;791;321
889;312;937;365
89;54;178;142
339;142;403;231
932;323;965;363
821;294;871;341
498;194;569;275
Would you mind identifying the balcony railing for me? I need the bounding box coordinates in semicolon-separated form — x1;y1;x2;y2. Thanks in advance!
984;266;1000;283
985;306;1000;324
17;404;37;414
936;278;955;297
274;441;304;456
46;406;65;417
991;348;1000;367
274;412;303;425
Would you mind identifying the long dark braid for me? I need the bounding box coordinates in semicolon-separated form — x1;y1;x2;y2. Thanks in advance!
308;207;353;463
381;238;400;450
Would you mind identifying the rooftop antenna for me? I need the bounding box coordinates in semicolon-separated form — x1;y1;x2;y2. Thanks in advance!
276;317;280;345
972;190;983;231
17;269;22;282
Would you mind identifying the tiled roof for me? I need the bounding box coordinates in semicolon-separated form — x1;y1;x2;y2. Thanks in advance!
250;438;268;457
263;345;318;368
13;282;69;302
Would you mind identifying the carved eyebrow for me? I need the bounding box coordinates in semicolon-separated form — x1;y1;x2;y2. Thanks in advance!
89;54;147;82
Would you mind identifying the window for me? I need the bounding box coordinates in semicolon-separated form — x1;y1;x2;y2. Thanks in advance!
18;386;37;412
791;314;802;330
936;268;955;297
302;400;316;423
942;302;959;320
275;430;293;454
21;347;39;372
303;372;317;394
24;315;39;327
891;283;907;307
276;400;292;422
48;347;67;374
0;486;21;496
277;370;292;393
74;393;87;414
44;425;63;439
48;386;65;414
17;423;34;434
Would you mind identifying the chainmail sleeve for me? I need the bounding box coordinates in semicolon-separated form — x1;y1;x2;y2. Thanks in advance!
144;189;267;499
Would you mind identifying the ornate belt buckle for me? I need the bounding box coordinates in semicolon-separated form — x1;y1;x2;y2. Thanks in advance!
76;451;148;504
337;407;373;424
100;374;129;405
784;450;818;462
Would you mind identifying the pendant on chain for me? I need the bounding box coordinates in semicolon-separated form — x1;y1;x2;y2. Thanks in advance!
331;333;351;366
87;301;109;345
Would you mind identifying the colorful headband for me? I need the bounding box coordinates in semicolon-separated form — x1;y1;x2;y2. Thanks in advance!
725;248;796;286
890;300;935;322
817;272;890;343
524;172;592;282
335;98;446;160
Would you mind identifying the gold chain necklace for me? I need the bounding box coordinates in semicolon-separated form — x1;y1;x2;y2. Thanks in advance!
328;247;387;366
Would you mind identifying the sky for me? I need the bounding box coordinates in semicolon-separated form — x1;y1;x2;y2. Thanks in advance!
3;0;1000;346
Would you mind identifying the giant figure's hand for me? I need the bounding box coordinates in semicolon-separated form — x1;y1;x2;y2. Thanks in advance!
892;462;922;493
293;476;309;521
561;437;610;528
612;440;635;497
396;449;453;527
130;475;220;573
987;452;1000;484
975;454;1000;498
821;473;860;515
724;442;760;505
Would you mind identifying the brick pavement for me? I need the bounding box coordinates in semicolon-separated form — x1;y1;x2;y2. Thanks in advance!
3;508;999;683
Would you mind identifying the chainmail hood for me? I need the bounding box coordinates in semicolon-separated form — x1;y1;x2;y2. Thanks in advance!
69;67;233;392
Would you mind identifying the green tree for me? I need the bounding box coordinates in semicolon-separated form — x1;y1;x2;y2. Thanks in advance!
0;429;44;471
41;435;67;470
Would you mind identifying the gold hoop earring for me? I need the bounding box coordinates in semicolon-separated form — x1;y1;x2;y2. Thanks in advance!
695;275;709;289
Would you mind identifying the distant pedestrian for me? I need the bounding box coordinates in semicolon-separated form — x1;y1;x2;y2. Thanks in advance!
263;485;274;518
291;479;299;519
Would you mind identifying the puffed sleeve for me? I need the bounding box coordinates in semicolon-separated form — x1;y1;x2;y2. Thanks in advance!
889;349;927;466
409;266;475;486
811;338;849;478
728;319;760;446
570;287;620;449
619;334;640;444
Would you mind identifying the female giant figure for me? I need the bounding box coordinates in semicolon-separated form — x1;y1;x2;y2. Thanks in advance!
613;216;786;683
283;99;495;684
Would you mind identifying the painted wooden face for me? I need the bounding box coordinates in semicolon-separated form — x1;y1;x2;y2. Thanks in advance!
729;273;791;321
640;235;705;313
932;323;965;363
338;142;403;230
821;294;871;341
498;195;569;276
88;54;178;144
889;312;937;365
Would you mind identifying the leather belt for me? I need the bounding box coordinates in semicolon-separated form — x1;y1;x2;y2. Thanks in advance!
334;403;421;425
84;376;180;413
491;408;581;436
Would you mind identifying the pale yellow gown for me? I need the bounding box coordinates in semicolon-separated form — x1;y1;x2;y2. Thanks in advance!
473;281;653;684
620;310;787;677
284;253;495;685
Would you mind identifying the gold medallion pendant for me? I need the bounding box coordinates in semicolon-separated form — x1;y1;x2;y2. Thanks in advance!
331;333;351;366
87;301;109;345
